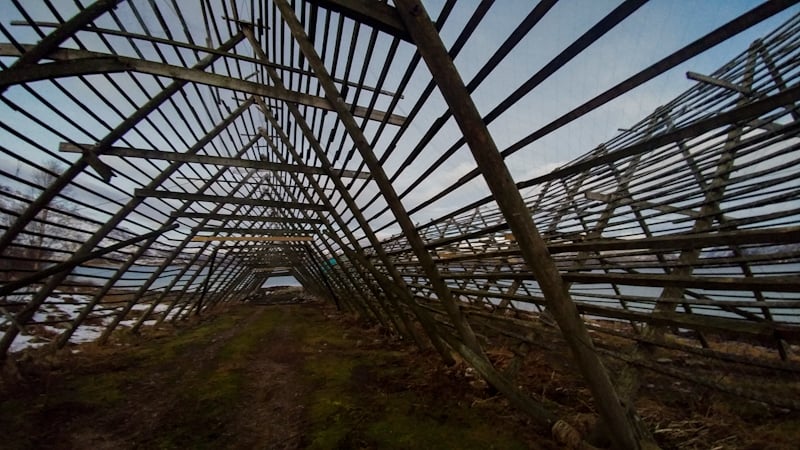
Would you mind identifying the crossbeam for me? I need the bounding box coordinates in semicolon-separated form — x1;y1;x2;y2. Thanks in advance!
194;227;317;234
135;189;327;211
0;44;405;125
171;212;323;224
190;236;313;242
59;142;370;179
10;20;401;99
307;0;410;41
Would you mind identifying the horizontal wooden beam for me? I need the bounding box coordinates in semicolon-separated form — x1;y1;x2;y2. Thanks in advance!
10;20;401;99
191;236;313;242
518;84;800;190
193;227;316;234
246;267;296;273
452;287;800;340
307;0;410;41
584;191;735;222
686;71;752;95
170;212;323;224
135;189;327;211
0;44;405;125
444;270;800;293
60;142;370;179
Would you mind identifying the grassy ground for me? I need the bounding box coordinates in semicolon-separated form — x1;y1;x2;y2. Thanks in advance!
3;294;797;449
0;299;551;449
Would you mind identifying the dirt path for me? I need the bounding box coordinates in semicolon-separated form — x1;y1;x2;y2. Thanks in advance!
0;301;551;449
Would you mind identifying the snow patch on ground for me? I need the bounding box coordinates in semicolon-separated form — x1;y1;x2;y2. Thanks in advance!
2;292;172;353
69;325;106;344
9;333;49;353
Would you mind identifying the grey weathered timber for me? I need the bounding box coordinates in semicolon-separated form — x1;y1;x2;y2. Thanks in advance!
0;223;177;298
0;0;123;94
0;44;405;126
0;99;254;358
118;136;267;336
393;1;654;448
0;31;246;264
3;0;800;440
255;99;426;343
252;132;387;322
193;227;316;234
134;189;327;211
10;20;400;98
171;212;324;224
241;24;454;362
306;0;410;41
59;142;370;179
273;0;487;359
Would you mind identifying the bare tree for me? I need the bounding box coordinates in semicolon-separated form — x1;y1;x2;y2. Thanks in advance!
0;160;79;280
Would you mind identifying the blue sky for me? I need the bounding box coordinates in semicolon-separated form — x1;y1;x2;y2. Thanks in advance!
1;1;798;241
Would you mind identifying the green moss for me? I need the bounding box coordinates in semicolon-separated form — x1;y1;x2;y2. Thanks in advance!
67;373;125;405
366;410;528;450
4;304;537;449
298;309;532;450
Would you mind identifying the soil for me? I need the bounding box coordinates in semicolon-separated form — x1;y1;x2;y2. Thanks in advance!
0;295;554;449
1;289;798;449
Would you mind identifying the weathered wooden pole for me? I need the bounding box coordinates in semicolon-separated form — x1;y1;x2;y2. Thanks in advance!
393;1;656;448
272;0;486;360
272;0;577;433
239;23;455;363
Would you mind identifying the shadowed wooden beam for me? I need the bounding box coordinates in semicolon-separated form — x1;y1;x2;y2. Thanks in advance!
687;71;753;95
59;142;370;179
241;21;456;361
134;189;327;211
307;0;410;41
0;44;405;126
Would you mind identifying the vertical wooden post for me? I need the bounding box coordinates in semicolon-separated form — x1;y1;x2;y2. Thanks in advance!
393;1;654;448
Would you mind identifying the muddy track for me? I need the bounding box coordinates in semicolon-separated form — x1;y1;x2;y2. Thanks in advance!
1;302;552;449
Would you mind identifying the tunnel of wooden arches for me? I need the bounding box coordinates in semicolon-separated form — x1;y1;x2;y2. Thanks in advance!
1;1;800;448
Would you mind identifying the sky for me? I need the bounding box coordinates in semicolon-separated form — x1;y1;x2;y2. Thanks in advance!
1;0;798;245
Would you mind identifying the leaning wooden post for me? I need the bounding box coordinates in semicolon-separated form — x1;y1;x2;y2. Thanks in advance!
393;1;656;449
272;0;486;360
238;23;455;363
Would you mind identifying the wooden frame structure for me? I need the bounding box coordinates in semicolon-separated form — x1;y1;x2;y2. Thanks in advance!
1;1;799;447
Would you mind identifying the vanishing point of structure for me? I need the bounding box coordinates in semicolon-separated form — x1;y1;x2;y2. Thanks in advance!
1;1;799;448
